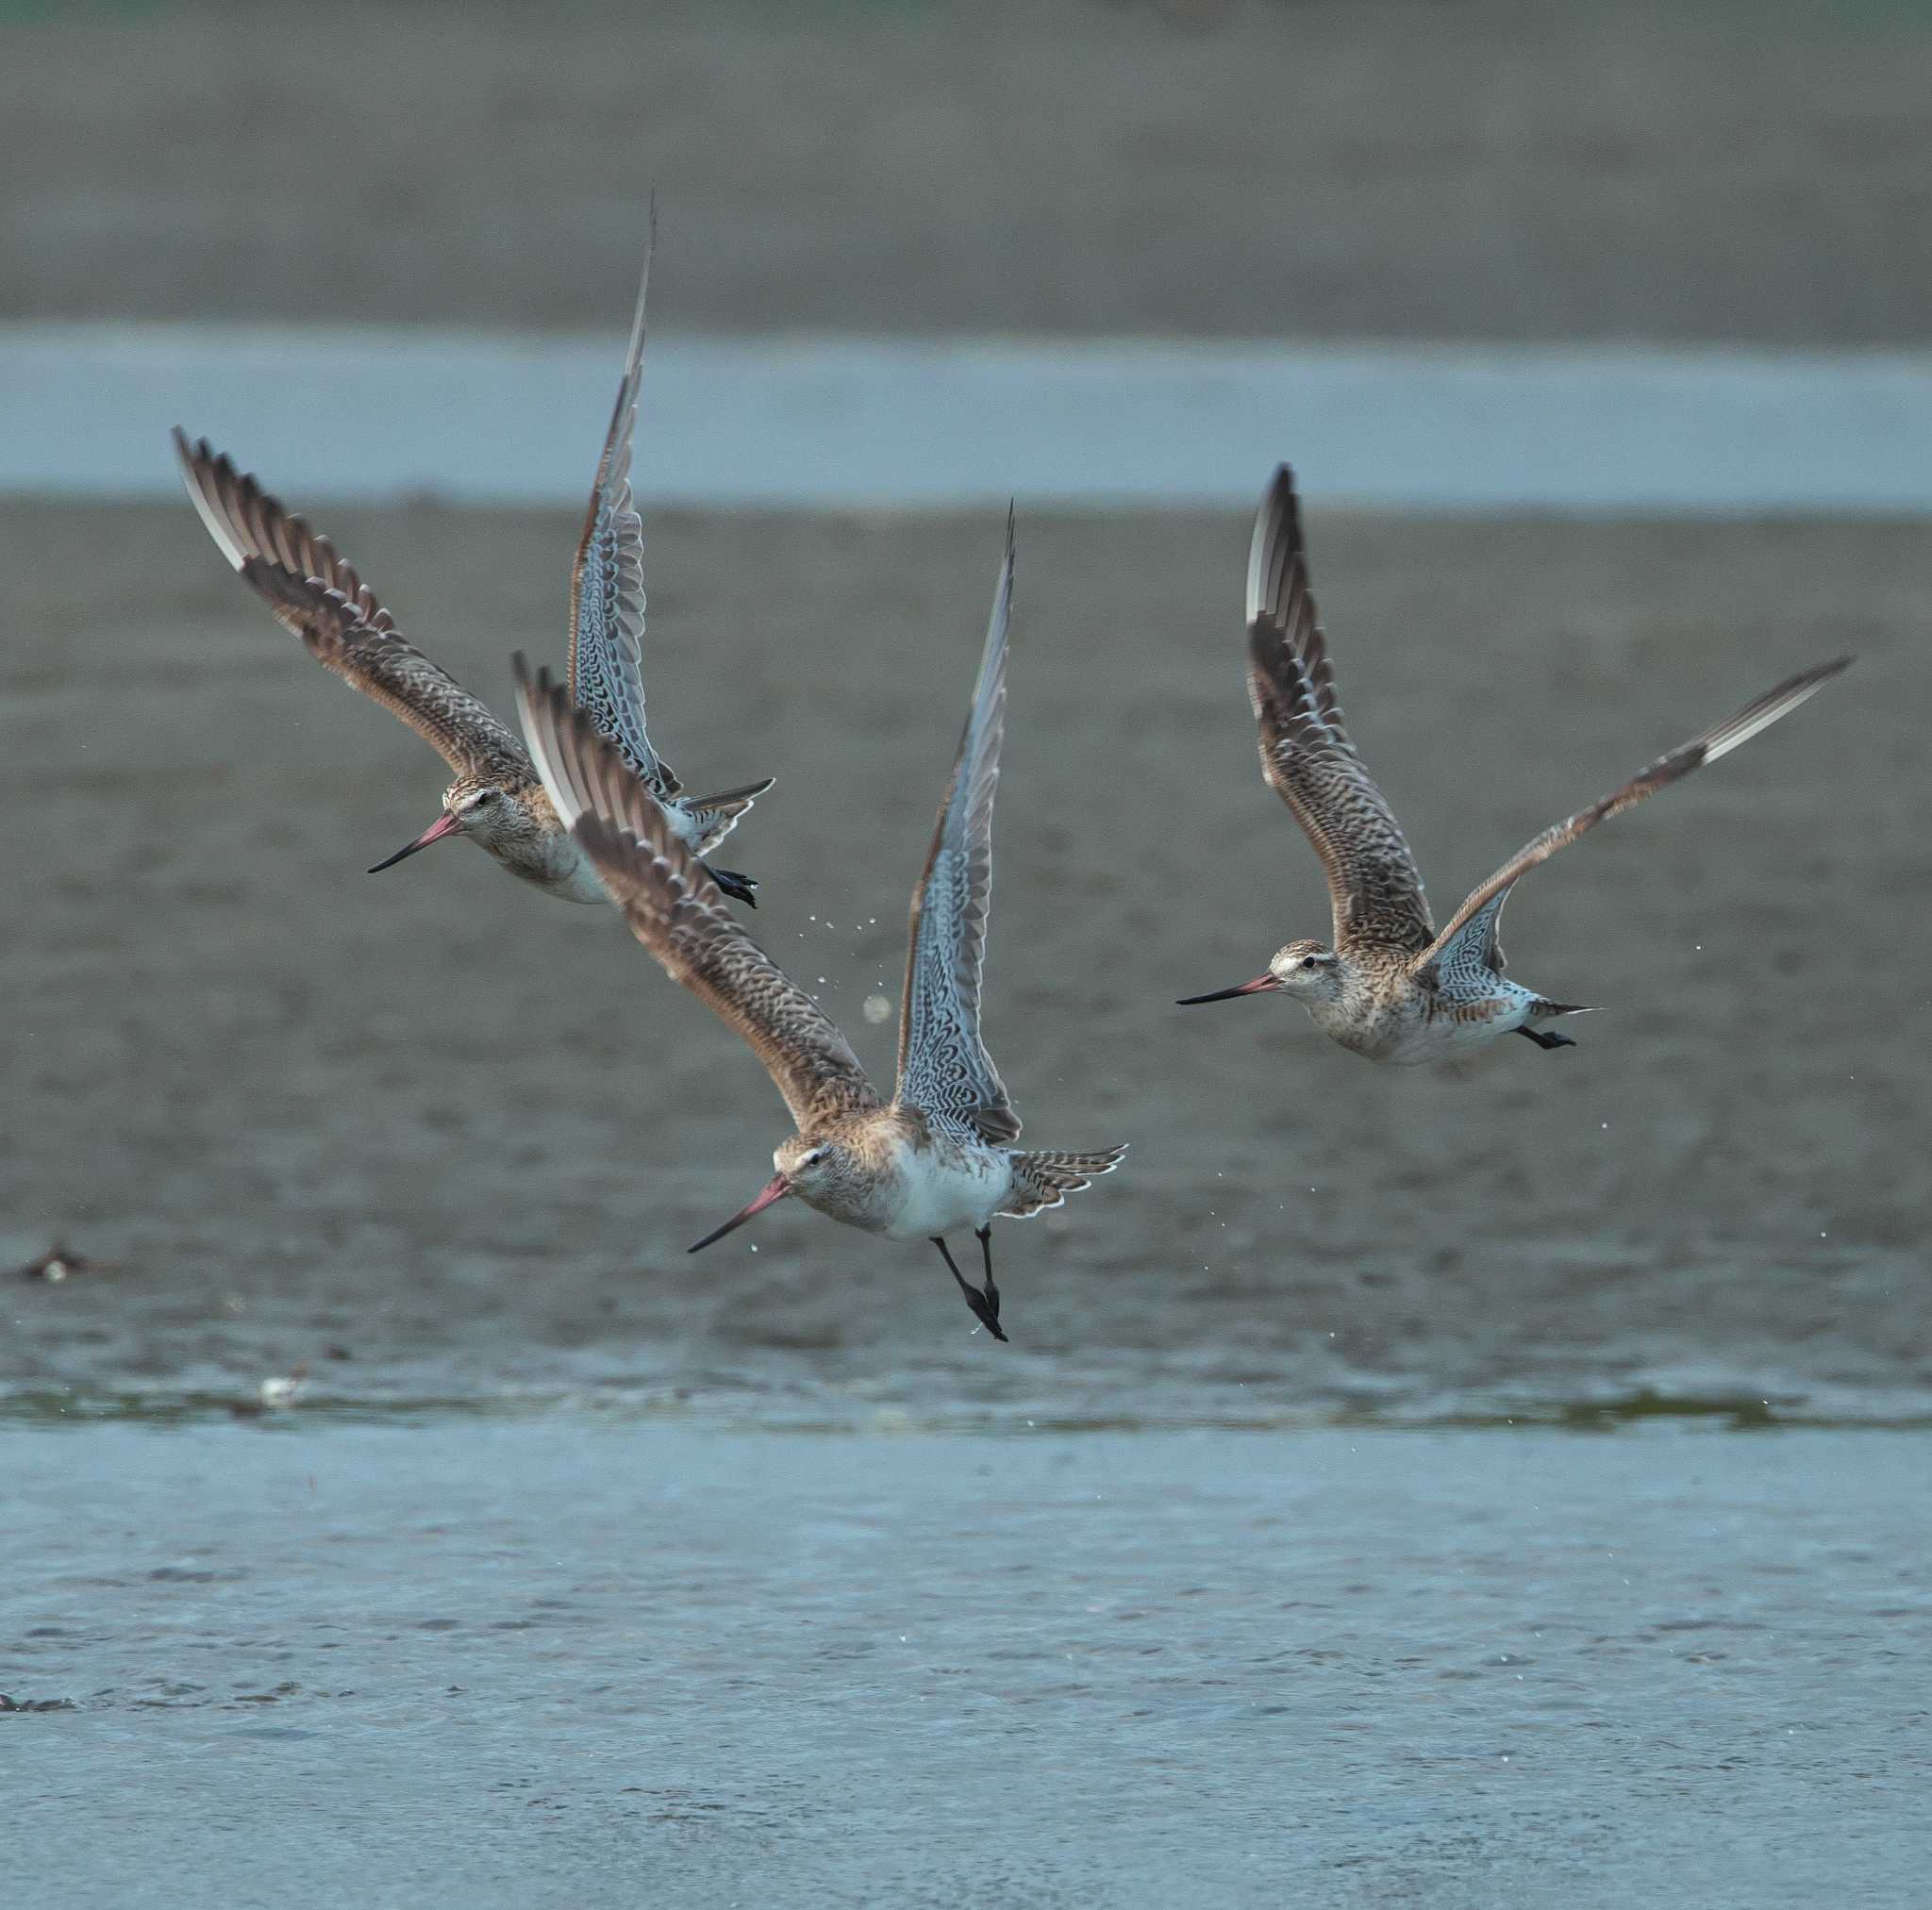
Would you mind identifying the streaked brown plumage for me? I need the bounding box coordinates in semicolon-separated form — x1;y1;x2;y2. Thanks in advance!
171;216;771;904
1179;464;1854;1063
513;515;1124;1342
175;444;529;787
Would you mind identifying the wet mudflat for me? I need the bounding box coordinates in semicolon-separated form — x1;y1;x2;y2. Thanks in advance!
6;503;1929;1418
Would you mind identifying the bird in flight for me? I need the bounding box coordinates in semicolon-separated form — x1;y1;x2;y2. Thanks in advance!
513;514;1124;1341
1178;466;1852;1064
173;216;771;905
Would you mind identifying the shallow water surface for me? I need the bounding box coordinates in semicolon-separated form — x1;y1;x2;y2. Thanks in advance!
14;327;1932;511
7;1417;1929;1907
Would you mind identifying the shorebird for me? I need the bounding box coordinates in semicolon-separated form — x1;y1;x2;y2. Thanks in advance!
512;517;1125;1341
172;228;772;906
1177;466;1852;1064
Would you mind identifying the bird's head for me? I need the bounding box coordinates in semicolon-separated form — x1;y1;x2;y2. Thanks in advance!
1177;938;1342;1007
367;779;522;873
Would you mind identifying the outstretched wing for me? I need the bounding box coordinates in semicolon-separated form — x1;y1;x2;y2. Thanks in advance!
1416;655;1854;979
174;429;527;782
893;511;1021;1144
1246;465;1435;955
568;209;679;798
1422;889;1514;989
514;659;878;1132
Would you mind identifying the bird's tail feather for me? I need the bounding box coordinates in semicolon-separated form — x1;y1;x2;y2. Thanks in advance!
689;777;774;819
1003;1145;1128;1219
685;776;775;855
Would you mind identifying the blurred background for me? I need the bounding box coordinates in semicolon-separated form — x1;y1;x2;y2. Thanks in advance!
7;0;1930;342
5;4;1930;1902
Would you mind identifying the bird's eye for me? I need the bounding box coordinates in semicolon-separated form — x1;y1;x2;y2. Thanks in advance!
472;790;498;807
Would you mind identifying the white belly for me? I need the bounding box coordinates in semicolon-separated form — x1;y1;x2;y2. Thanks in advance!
1310;979;1535;1064
500;831;613;905
1387;988;1536;1064
877;1138;1013;1239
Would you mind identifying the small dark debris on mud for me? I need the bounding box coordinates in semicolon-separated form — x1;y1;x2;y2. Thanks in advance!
17;1244;113;1284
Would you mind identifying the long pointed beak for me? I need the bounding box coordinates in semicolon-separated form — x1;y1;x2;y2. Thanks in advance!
688;1174;792;1253
368;810;462;873
1175;975;1281;1006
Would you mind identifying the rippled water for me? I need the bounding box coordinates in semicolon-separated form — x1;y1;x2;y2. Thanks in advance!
8;1413;1929;1907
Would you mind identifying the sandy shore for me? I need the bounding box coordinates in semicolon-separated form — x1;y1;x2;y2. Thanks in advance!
4;1;1929;347
4;499;1926;1414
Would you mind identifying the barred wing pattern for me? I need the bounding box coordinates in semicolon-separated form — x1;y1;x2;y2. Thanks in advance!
568;214;678;799
514;660;878;1132
1421;889;1512;992
1246;469;1435;955
1415;656;1853;979
1247;465;1355;748
894;512;1021;1145
174;430;527;782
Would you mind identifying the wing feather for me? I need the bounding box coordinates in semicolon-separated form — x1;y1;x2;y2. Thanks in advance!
567;208;677;797
1246;467;1435;954
1247;461;1356;745
174;429;526;782
893;512;1021;1144
1417;656;1854;975
514;659;877;1132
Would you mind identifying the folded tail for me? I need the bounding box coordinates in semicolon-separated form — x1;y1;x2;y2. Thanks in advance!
685;776;774;853
1003;1145;1128;1220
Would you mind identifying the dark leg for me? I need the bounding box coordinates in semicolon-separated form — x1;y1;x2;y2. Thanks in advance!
975;1227;1001;1329
1517;1026;1577;1051
933;1237;1008;1343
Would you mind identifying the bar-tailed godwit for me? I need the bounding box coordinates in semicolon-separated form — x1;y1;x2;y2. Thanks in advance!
1178;466;1852;1064
173;224;771;905
513;516;1124;1342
